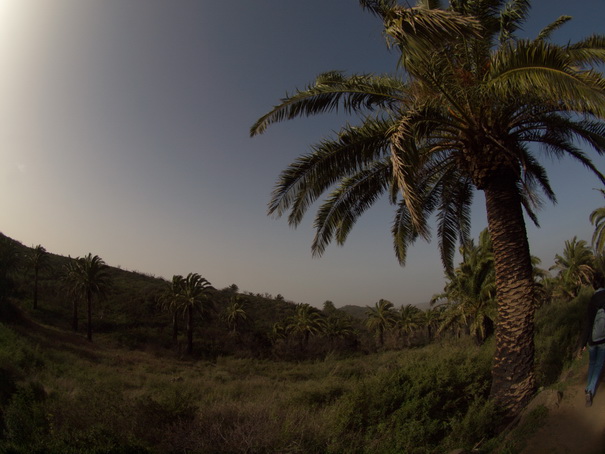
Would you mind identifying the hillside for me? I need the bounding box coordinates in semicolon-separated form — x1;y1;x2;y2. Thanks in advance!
0;232;309;357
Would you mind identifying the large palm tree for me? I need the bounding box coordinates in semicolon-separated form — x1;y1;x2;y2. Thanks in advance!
178;273;213;355
26;245;50;310
64;254;111;341
251;0;605;417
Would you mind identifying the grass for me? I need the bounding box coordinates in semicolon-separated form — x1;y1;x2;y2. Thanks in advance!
0;312;500;453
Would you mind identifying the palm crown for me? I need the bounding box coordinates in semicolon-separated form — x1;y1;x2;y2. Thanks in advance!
63;254;111;341
252;1;605;270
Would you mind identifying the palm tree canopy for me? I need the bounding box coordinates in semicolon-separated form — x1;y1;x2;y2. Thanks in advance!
397;304;422;334
64;254;112;301
26;245;50;271
432;229;496;340
287;303;325;337
550;236;596;297
223;296;248;331
365;299;397;331
160;275;185;306
251;0;605;273
179;273;214;315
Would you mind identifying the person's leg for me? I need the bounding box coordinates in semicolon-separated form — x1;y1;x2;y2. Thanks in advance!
587;345;599;396
587;344;605;396
595;344;605;396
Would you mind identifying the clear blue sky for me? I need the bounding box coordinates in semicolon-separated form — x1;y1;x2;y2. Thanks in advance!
1;0;604;308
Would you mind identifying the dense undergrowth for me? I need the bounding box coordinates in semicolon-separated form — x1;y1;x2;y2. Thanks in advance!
0;232;589;453
0;287;588;453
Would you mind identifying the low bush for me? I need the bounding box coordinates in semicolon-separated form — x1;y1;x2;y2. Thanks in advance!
327;340;494;453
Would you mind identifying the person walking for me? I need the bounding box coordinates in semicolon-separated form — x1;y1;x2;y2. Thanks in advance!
579;283;605;407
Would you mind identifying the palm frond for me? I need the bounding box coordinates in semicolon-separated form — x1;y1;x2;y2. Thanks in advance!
383;6;482;54
250;72;407;136
565;34;605;67
391;197;420;266
358;0;397;18
489;40;605;118
435;173;473;273
498;0;531;43
268;117;394;225
311;162;392;257
591;206;605;253
536;15;572;41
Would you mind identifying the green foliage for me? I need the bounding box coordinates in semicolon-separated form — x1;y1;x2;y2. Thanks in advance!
0;225;598;453
329;341;493;453
533;287;590;386
3;383;48;448
433;229;496;344
549;237;596;300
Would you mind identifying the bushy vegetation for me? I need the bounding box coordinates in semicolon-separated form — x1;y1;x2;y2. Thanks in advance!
0;288;591;453
0;225;600;453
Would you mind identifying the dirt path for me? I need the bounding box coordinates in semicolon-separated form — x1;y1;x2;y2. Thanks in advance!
519;359;605;454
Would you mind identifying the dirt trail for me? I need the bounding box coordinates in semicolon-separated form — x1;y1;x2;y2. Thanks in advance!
519;359;605;454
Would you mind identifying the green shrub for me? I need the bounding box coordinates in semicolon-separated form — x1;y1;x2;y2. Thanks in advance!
534;288;589;386
328;342;493;453
2;383;48;448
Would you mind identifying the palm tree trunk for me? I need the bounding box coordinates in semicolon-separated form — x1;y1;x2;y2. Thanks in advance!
187;305;193;354
87;290;93;342
484;177;535;419
172;312;178;343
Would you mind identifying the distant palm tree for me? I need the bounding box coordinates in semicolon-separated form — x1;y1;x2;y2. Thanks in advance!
223;296;248;335
63;254;111;341
287;303;325;349
421;307;442;342
177;273;213;355
269;321;287;344
26;245;50;310
531;256;551;308
365;299;397;348
63;260;80;332
160;275;185;343
550;237;596;299
396;304;422;347
251;0;605;416
432;229;496;344
322;315;356;349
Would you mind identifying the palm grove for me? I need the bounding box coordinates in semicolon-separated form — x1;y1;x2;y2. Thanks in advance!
251;0;605;418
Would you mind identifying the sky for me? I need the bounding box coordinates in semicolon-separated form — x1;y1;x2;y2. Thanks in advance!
0;0;604;309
